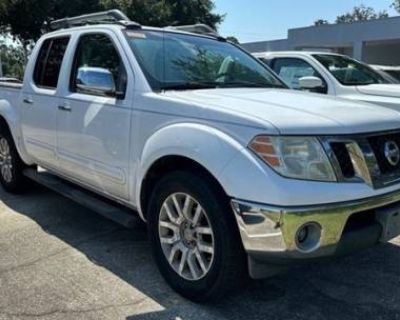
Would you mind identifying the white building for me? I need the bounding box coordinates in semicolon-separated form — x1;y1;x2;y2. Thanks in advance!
242;16;400;65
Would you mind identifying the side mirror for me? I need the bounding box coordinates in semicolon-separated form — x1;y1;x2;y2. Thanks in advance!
298;76;324;91
76;67;125;99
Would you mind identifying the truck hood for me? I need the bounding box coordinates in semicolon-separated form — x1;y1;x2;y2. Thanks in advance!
356;84;400;98
163;88;400;135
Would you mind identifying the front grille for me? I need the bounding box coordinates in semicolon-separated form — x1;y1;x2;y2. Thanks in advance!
368;133;400;174
330;142;355;179
322;130;400;189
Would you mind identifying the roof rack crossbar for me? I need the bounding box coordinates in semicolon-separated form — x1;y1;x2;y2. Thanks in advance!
49;9;140;31
165;24;221;38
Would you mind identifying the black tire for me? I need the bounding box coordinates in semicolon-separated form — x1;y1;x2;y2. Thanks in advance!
147;170;247;302
0;124;32;193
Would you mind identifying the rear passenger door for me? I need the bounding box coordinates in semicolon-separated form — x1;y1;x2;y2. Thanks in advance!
56;32;132;200
21;36;70;168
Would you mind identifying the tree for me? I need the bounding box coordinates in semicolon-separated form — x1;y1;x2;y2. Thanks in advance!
0;0;102;44
226;36;239;44
0;0;224;44
335;5;389;24
100;0;224;29
0;39;26;79
392;0;400;13
314;5;389;26
314;19;329;26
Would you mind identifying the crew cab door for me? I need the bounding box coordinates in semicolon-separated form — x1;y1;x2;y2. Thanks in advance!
21;36;70;168
56;31;132;200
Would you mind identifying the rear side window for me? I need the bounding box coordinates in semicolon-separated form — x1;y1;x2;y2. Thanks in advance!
33;37;70;89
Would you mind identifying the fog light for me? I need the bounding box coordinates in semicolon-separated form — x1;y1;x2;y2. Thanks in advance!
295;223;322;253
297;226;309;244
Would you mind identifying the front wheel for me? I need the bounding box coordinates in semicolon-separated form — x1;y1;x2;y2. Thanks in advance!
148;170;247;302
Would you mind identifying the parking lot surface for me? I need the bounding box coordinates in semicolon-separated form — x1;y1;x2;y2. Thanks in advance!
0;185;399;320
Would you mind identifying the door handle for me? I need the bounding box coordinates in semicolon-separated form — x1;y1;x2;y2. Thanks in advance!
58;105;72;112
23;98;34;105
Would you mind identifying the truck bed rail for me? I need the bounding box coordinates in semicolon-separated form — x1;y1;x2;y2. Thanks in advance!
0;82;23;90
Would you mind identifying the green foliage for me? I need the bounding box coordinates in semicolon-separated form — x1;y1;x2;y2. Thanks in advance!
0;0;102;43
226;36;239;44
100;0;224;29
392;0;400;13
0;39;26;79
314;19;329;26
0;0;224;43
335;5;389;24
314;4;389;26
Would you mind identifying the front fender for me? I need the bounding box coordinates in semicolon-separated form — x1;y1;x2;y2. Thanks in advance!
136;122;246;216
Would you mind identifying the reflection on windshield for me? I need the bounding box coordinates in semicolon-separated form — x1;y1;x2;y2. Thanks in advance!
313;54;389;86
125;30;286;91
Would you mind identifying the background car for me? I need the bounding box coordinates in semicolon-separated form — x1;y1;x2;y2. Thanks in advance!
255;51;400;111
371;65;400;83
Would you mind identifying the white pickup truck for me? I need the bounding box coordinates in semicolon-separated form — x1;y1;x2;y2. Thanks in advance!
1;11;400;302
255;51;400;111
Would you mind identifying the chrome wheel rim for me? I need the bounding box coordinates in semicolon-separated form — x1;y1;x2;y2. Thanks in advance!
0;138;12;183
158;193;215;281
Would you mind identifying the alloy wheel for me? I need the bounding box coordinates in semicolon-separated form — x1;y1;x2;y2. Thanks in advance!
0;138;13;183
158;192;215;281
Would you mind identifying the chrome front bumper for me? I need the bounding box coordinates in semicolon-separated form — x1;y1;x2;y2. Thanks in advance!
231;189;400;276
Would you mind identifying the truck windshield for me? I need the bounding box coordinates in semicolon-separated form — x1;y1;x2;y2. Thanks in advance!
313;54;389;86
124;30;286;91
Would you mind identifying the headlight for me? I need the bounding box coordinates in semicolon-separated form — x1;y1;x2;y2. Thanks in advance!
249;135;337;182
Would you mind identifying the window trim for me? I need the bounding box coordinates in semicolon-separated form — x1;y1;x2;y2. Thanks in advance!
69;32;128;99
33;36;71;90
270;57;328;94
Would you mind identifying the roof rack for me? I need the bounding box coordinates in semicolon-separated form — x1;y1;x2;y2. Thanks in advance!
166;24;221;38
48;9;141;31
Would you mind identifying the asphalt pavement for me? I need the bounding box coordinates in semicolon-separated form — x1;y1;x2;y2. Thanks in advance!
0;184;399;320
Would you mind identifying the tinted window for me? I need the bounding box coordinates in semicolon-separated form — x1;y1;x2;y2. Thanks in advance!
124;31;286;91
313;54;388;86
271;58;325;90
33;37;70;88
71;34;127;97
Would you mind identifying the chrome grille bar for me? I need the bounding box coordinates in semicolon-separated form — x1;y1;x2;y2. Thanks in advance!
320;132;400;189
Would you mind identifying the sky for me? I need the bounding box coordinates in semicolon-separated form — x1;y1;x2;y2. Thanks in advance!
214;0;398;43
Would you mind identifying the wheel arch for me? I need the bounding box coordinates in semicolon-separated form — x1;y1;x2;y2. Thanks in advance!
0;101;18;139
139;155;229;220
136;122;247;220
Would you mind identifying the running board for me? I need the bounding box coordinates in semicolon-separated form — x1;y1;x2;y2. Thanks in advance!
23;168;140;228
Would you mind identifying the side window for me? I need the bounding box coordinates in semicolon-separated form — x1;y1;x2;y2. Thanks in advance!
271;58;327;92
70;34;127;98
33;37;70;89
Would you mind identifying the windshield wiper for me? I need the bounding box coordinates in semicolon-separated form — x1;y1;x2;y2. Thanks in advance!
160;81;219;91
